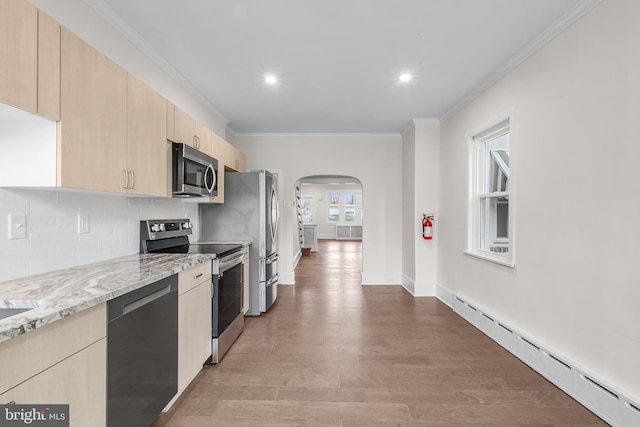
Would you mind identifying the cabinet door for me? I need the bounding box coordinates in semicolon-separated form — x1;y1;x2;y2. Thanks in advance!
126;74;168;197
224;140;247;172
178;280;212;394
37;10;61;121
196;121;213;156
237;149;247;172
210;132;225;203
174;106;196;147
59;28;127;193
0;0;38;113
0;339;107;427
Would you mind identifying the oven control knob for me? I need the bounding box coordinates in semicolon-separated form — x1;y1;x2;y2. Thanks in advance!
182;222;191;230
150;224;160;232
159;223;165;231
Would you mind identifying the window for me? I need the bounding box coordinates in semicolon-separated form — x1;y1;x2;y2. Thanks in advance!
327;192;361;223
344;194;356;222
327;193;340;221
466;116;514;266
300;196;314;223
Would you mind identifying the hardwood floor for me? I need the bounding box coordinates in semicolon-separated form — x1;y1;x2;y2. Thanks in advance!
152;240;607;426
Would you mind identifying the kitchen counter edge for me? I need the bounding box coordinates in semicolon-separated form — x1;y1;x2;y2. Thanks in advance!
0;253;213;344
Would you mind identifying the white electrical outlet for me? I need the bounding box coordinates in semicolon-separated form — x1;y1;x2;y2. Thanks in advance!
77;214;89;234
8;214;27;240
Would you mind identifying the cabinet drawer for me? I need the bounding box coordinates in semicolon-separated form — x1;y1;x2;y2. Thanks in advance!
0;338;106;427
178;262;211;295
0;302;106;394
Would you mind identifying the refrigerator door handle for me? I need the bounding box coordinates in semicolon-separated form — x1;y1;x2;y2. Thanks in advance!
266;252;278;264
266;273;279;287
270;185;279;243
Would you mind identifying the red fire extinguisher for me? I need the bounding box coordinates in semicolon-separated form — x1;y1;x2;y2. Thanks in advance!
422;214;433;240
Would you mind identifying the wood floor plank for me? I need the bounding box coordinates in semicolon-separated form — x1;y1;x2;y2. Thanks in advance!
152;240;607;426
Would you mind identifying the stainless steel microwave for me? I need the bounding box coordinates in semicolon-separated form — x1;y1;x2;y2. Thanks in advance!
172;142;218;198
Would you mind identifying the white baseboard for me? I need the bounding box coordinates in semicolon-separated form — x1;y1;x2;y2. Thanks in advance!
278;271;295;285
292;250;302;270
435;283;454;308
361;272;402;285
401;274;436;296
401;273;415;294
445;290;640;427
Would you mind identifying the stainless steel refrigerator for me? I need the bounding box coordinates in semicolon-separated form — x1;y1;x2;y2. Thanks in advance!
199;170;279;315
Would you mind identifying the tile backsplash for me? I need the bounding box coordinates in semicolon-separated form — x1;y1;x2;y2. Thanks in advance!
0;188;200;283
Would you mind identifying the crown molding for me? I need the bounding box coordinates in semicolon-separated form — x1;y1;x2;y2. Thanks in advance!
400;118;440;137
440;0;602;122
84;0;229;125
233;132;402;139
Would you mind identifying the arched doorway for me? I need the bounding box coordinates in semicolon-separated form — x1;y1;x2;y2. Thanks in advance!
292;175;363;278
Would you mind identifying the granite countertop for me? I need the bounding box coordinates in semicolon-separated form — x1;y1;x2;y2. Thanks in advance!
0;253;213;344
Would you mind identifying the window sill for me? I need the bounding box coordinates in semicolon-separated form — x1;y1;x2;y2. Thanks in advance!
464;250;515;268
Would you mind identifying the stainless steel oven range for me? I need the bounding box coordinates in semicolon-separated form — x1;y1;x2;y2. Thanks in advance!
140;219;244;363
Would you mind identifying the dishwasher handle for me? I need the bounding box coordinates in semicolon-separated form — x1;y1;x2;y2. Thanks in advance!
123;285;171;315
108;274;178;322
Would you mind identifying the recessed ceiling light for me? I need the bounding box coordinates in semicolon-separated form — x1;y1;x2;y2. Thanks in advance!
265;75;277;84
399;74;412;82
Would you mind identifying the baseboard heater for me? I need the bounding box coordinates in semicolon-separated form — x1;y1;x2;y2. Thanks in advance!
452;295;640;427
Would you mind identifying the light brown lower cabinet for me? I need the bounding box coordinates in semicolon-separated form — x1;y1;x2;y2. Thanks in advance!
0;339;106;427
0;303;107;427
166;262;212;409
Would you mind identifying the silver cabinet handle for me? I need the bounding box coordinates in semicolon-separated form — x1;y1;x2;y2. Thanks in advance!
193;135;198;148
130;170;135;189
123;169;129;189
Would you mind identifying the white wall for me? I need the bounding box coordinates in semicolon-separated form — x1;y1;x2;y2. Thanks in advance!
413;120;440;294
437;0;640;401
234;133;403;285
401;124;416;290
0;188;199;282
402;120;440;296
0;0;231;283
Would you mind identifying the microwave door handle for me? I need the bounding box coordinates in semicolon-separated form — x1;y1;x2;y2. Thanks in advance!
204;165;214;193
211;164;217;192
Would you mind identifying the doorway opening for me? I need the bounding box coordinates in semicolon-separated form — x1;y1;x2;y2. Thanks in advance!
293;175;363;280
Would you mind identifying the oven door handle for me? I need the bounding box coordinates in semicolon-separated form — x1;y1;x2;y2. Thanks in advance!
219;252;245;274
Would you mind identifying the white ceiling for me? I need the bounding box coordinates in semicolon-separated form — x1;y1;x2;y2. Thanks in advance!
86;0;591;134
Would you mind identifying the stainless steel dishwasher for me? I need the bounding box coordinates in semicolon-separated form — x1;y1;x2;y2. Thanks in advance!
107;274;178;427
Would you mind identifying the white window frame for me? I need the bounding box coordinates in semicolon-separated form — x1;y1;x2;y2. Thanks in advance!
300;195;314;224
465;112;516;267
327;191;362;223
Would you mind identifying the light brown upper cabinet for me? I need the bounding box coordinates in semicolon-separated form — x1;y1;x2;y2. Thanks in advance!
0;0;38;113
195;120;213;157
173;105;196;148
169;105;215;158
224;140;246;172
127;74;168;197
0;1;60;120
59;28;128;193
37;10;61;121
